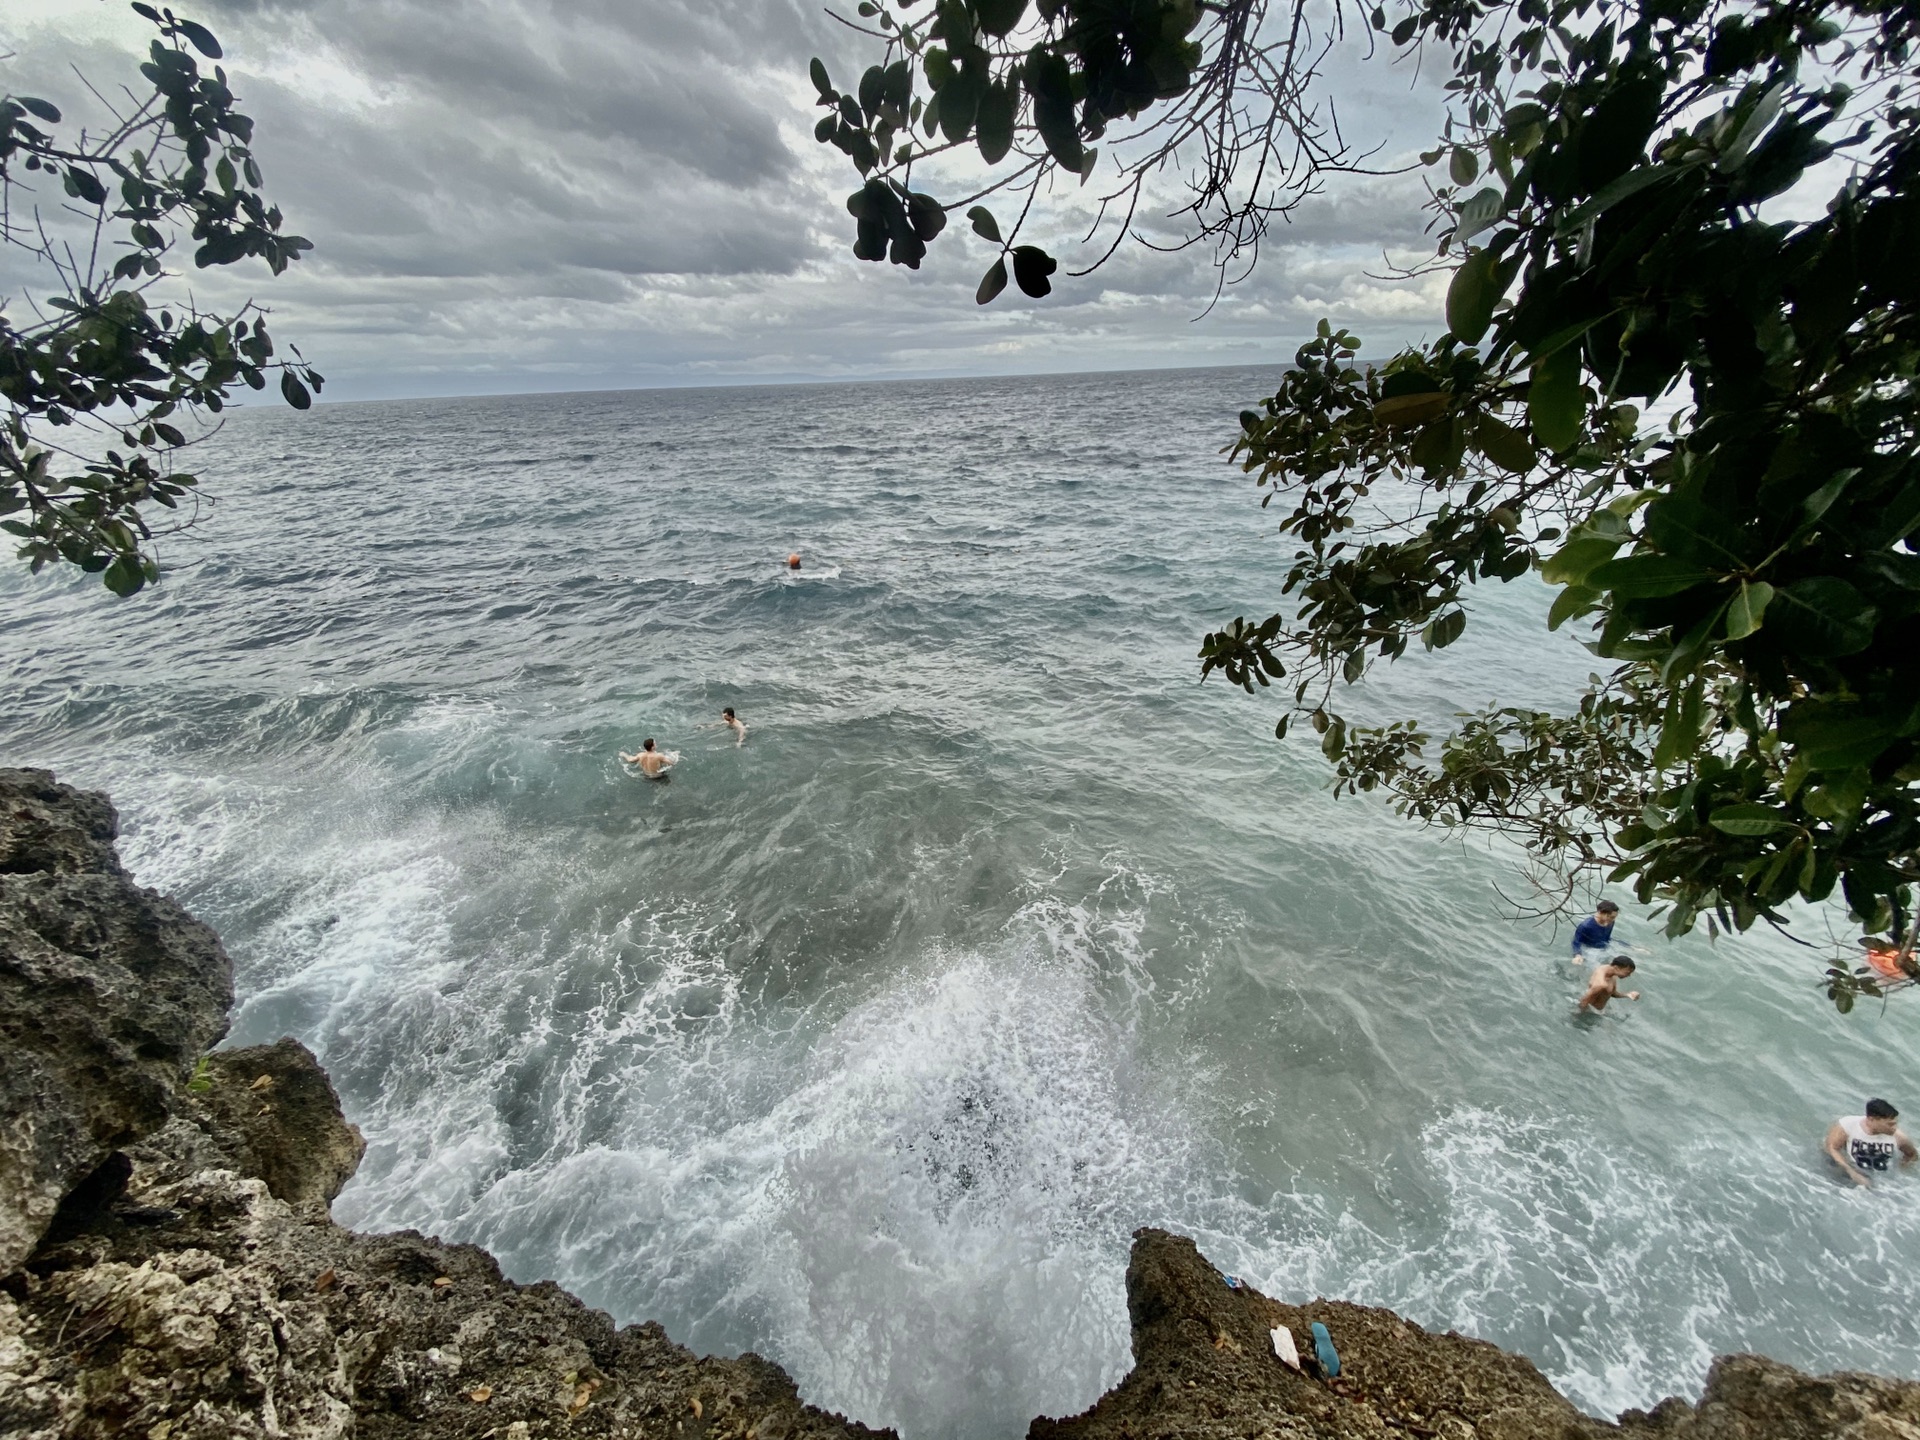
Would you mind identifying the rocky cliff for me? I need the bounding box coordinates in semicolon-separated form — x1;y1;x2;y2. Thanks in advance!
1029;1229;1920;1440
4;767;1918;1440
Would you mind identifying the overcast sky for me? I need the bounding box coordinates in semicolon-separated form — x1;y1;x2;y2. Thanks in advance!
3;0;1453;400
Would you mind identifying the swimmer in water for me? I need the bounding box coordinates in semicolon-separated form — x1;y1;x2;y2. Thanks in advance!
1824;1098;1917;1188
1578;955;1639;1013
787;552;801;570
619;737;671;780
1571;898;1621;959
721;706;747;746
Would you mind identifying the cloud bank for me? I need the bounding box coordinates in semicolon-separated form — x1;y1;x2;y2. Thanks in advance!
2;0;1451;398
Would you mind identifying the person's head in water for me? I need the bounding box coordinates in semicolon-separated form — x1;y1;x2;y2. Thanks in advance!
1608;956;1636;974
1866;1098;1901;1134
787;552;801;569
642;738;655;752
722;708;735;722
1595;899;1619;920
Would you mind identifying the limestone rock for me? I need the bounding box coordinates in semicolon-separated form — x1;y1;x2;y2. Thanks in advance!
133;1037;368;1217
0;768;233;1274
1031;1229;1920;1440
3;1121;895;1440
1031;1228;1601;1440
1618;1354;1920;1438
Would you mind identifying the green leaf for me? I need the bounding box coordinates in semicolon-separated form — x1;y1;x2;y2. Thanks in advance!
18;97;61;123
174;19;223;57
1781;701;1896;770
975;0;1027;37
102;554;146;597
1010;245;1057;298
1528;343;1583;452
1371;392;1448;428
1643;493;1745;567
1554;162;1682;234
1455;187;1505;242
66;167;109;205
1708;803;1796;836
1585;552;1713;599
1425;608;1466;649
1449;146;1479;185
968;206;1002;243
1026;50;1083;171
1540;534;1624;585
1446;248;1499;344
1767;576;1877;658
1724;580;1774;639
976;81;1016;164
810;57;833;96
280;371;312;409
906;191;947;242
1472;414;1535;472
976;257;1008;305
1546;584;1600;630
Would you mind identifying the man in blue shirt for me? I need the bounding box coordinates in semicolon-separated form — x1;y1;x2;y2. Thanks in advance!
1572;899;1620;956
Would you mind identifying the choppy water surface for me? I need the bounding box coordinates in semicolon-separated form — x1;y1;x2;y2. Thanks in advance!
4;368;1916;1438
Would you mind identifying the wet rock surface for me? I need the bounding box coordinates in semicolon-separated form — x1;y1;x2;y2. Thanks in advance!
135;1037;370;1217
1031;1229;1920;1440
0;767;233;1275
0;1150;895;1440
4;768;1918;1440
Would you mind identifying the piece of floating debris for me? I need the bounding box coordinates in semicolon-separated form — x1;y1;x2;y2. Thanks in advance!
1271;1325;1300;1369
1311;1320;1341;1378
1223;1273;1245;1289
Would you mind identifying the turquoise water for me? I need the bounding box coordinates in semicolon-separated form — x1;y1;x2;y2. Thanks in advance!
3;368;1916;1437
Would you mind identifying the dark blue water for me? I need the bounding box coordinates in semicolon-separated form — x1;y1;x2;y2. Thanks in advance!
3;368;1916;1438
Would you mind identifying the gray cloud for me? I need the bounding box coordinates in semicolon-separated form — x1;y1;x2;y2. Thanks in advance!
2;0;1453;398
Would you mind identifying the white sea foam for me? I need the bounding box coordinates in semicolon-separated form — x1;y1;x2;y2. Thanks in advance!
12;375;1920;1440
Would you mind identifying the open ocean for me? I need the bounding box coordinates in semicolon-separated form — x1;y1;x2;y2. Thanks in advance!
4;366;1917;1438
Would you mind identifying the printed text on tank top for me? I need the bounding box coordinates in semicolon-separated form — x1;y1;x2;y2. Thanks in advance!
1839;1115;1899;1172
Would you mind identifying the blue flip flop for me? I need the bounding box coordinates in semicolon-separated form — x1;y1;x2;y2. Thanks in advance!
1310;1321;1341;1378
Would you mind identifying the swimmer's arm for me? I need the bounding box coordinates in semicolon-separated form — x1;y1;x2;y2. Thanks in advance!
1576;978;1606;1012
1826;1123;1873;1186
1900;1130;1918;1166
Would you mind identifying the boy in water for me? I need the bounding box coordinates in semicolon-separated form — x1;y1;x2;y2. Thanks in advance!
1578;956;1639;1012
1824;1098;1917;1188
619;737;671;779
1571;899;1621;958
721;707;747;746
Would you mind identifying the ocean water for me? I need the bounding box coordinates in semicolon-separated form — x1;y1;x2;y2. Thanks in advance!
3;367;1917;1437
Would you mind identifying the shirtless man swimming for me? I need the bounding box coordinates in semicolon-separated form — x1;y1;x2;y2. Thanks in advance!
619;737;671;779
721;707;747;745
1578;956;1640;1013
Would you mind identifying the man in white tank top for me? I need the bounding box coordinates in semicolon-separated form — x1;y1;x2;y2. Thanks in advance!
1824;1098;1917;1188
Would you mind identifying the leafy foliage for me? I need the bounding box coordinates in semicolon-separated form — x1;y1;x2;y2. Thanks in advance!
808;0;1377;302
2;4;321;596
821;0;1920;990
